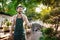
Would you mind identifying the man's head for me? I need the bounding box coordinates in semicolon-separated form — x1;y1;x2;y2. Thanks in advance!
16;6;24;14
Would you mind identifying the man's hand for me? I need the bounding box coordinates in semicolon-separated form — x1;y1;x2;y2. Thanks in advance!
9;32;13;40
28;23;32;28
9;32;13;37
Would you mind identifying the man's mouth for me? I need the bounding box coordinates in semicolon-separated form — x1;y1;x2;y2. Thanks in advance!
18;12;22;14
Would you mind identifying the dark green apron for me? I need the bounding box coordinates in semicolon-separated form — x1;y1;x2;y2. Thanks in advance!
14;17;25;40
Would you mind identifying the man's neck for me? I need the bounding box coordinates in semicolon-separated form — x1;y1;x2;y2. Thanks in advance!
18;12;22;14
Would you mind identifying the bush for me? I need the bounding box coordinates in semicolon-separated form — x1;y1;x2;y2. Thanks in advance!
41;27;54;35
43;28;54;35
39;27;58;40
39;36;57;40
6;21;12;26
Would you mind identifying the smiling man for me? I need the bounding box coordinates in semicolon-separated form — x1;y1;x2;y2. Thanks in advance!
9;6;31;40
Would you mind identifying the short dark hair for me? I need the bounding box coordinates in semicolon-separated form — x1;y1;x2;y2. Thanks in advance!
16;6;24;9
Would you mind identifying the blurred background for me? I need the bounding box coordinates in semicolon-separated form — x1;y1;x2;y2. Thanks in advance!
0;0;60;40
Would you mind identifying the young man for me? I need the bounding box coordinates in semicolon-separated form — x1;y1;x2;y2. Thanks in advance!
9;6;31;40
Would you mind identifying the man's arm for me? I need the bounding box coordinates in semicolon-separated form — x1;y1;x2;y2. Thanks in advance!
10;20;15;34
23;14;32;27
10;15;16;34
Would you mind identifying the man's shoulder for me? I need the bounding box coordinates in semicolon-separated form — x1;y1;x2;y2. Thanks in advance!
12;14;17;19
14;14;17;17
22;14;27;17
22;14;27;20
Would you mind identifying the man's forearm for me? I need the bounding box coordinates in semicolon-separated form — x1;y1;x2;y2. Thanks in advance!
10;26;13;34
10;24;14;34
10;21;15;34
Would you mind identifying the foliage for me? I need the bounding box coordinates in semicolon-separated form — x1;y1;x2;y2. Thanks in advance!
40;7;52;22
39;0;60;23
41;8;60;32
6;21;12;26
43;28;54;35
39;0;60;34
39;36;57;40
0;0;42;20
2;18;12;26
39;27;58;40
41;27;54;35
40;0;60;7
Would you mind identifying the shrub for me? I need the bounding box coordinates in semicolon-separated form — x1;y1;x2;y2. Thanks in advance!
39;27;58;40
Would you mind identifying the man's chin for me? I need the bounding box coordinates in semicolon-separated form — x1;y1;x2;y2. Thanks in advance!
18;12;22;14
19;11;22;13
19;13;21;14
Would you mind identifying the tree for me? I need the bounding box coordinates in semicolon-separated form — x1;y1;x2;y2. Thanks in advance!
40;8;60;33
39;0;60;33
0;0;7;12
0;0;42;20
40;0;60;7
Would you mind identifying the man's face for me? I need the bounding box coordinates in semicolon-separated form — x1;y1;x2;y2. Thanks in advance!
17;7;23;13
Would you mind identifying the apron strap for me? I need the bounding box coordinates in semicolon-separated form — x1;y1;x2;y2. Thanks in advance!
16;14;23;20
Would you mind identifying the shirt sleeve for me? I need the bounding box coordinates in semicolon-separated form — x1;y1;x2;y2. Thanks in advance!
11;15;17;26
9;15;16;34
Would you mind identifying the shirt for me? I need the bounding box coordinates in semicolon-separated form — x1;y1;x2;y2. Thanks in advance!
11;14;30;27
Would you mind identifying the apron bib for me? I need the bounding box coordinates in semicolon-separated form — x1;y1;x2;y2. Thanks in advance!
14;17;25;40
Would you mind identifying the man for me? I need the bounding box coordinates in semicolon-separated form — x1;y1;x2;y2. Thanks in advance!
9;6;31;40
